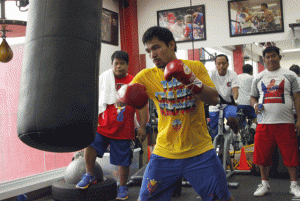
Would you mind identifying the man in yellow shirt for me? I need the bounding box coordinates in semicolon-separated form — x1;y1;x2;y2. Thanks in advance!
129;26;236;201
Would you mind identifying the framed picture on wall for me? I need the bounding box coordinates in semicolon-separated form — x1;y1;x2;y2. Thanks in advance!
101;8;118;46
157;5;206;43
228;0;284;37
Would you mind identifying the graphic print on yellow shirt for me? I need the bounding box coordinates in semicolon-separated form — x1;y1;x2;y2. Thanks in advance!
131;60;215;159
157;78;196;130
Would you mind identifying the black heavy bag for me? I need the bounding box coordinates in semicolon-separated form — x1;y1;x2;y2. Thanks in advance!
17;0;102;152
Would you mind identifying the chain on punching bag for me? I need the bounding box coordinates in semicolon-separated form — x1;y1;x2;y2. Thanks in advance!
17;0;102;152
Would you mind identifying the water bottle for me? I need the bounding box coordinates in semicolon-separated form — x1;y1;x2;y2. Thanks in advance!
257;104;264;123
17;194;27;201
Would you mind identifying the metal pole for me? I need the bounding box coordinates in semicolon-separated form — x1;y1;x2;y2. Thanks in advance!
251;43;253;67
0;0;5;19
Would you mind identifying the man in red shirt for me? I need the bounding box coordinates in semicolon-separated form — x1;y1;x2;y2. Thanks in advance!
76;51;142;200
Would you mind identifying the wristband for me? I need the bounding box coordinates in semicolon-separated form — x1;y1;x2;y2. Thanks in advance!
188;78;203;94
253;103;258;109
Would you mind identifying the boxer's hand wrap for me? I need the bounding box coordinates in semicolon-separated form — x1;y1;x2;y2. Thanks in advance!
117;83;149;109
164;59;203;94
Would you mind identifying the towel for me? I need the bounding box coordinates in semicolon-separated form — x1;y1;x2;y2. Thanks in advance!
98;69;117;114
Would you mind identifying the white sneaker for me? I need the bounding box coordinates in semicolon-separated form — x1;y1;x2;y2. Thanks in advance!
290;185;300;197
254;184;271;196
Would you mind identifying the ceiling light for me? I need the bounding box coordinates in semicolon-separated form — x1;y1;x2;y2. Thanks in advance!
281;48;300;53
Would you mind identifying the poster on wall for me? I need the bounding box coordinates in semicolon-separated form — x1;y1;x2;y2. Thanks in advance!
157;5;206;43
228;0;284;37
101;8;118;46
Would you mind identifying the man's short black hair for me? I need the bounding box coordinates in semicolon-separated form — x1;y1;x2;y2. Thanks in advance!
215;54;229;63
177;15;184;21
186;9;194;15
261;3;268;8
111;51;129;64
262;46;280;57
290;64;300;75
243;64;253;74
142;26;177;52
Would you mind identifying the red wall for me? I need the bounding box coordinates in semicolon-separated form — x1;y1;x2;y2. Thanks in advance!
258;62;265;73
0;0;142;183
188;49;200;61
119;0;141;75
233;45;244;75
0;45;74;182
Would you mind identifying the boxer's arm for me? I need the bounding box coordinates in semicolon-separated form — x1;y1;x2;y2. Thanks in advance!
138;105;148;129
232;87;239;101
136;105;148;142
117;83;149;109
164;59;219;105
194;85;219;106
293;92;300;135
134;112;140;128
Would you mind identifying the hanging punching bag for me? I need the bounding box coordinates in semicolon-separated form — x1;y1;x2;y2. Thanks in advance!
17;0;102;152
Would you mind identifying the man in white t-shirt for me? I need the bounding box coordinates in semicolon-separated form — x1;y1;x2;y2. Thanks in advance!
250;46;300;197
289;64;300;120
238;7;253;34
289;65;300;78
170;15;185;41
236;64;257;139
209;54;239;140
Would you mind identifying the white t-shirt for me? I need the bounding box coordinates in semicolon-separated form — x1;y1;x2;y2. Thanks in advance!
171;23;184;41
292;76;300;114
209;70;239;112
237;73;254;105
238;12;252;29
250;68;300;124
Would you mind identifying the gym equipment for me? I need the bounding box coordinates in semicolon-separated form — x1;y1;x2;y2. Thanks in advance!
51;158;117;201
0;0;27;63
0;39;13;63
64;158;104;184
213;95;245;188
236;108;256;145
17;0;102;152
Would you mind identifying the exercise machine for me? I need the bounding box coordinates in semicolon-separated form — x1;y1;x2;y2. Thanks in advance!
236;108;256;145
213;95;241;188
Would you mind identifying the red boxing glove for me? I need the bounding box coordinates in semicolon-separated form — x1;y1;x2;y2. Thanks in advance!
117;83;149;109
164;59;203;94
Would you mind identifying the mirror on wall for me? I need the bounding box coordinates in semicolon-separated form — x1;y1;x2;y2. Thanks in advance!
145;39;300;76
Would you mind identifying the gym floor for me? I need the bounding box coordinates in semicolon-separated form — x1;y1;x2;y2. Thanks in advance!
36;174;299;201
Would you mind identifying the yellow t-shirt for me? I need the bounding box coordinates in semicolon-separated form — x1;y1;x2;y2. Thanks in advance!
131;59;215;159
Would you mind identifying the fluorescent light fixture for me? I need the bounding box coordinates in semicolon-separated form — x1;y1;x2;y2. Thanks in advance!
6;37;26;46
281;48;300;53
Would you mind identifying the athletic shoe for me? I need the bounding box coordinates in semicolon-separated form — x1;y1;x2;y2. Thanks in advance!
116;186;129;200
290;185;300;197
254;184;271;196
76;172;97;189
